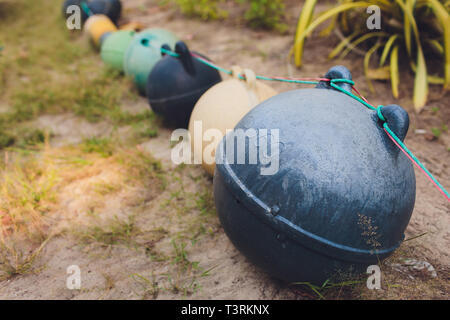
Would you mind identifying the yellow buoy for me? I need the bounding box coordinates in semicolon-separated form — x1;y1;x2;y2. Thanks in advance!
84;14;117;47
188;66;277;176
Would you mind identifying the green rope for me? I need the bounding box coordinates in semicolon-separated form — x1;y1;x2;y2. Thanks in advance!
193;55;233;76
380;109;450;200
160;46;180;58
80;1;93;17
377;106;386;122
330;79;376;111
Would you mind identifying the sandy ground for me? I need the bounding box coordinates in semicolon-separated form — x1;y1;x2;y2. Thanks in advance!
0;0;449;299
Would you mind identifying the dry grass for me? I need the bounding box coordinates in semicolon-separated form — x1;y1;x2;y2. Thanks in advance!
0;137;165;281
0;143;58;279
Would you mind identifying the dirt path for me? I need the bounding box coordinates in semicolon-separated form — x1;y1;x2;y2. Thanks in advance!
0;0;449;300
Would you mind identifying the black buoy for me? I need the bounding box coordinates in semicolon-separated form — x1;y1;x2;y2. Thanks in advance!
62;0;122;25
147;41;222;128
214;65;416;285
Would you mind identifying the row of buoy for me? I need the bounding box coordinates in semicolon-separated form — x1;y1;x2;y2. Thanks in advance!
63;0;122;24
96;16;279;174
62;1;417;285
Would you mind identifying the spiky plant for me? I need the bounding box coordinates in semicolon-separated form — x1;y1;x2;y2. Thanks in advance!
293;0;450;111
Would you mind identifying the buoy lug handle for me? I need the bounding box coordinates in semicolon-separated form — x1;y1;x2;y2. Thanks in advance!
379;104;410;142
174;41;195;75
316;65;353;92
160;44;171;57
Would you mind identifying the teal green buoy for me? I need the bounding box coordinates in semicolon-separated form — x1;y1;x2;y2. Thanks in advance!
100;30;136;71
123;28;179;95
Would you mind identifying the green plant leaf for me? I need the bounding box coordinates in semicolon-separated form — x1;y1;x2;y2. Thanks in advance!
403;0;417;56
395;0;429;109
294;1;372;66
364;42;385;92
426;39;444;56
328;31;359;59
294;0;318;66
413;48;428;111
390;45;400;98
426;0;450;89
319;15;337;37
367;66;391;79
410;61;445;84
340;32;388;59
379;34;398;66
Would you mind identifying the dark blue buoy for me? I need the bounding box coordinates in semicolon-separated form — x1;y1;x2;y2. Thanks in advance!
214;65;416;285
62;0;122;25
146;41;222;128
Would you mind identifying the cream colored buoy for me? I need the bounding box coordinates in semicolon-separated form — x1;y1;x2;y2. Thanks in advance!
84;14;117;47
188;66;277;176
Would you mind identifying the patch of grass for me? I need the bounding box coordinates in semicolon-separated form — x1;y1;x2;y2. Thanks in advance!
0;0;135;132
82;137;114;158
431;124;448;139
131;273;161;299
161;171;219;245
139;128;159;139
93;181;122;196
173;0;228;20
75;215;139;248
293;278;364;300
239;0;287;32
0;129;15;149
118;149;166;190
112;109;157;127
0;148;58;240
0;141;167;280
0;128;48;150
431;107;440;114
195;189;215;216
0;146;60;280
14;128;47;149
171;239;194;271
0;236;51;281
163;271;203;297
431;127;442;138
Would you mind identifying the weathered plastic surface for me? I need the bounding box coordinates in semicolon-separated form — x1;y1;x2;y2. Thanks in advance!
214;65;416;285
147;42;222;128
62;0;122;25
188;66;277;175
101;30;135;71
84;14;117;47
123;28;179;96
